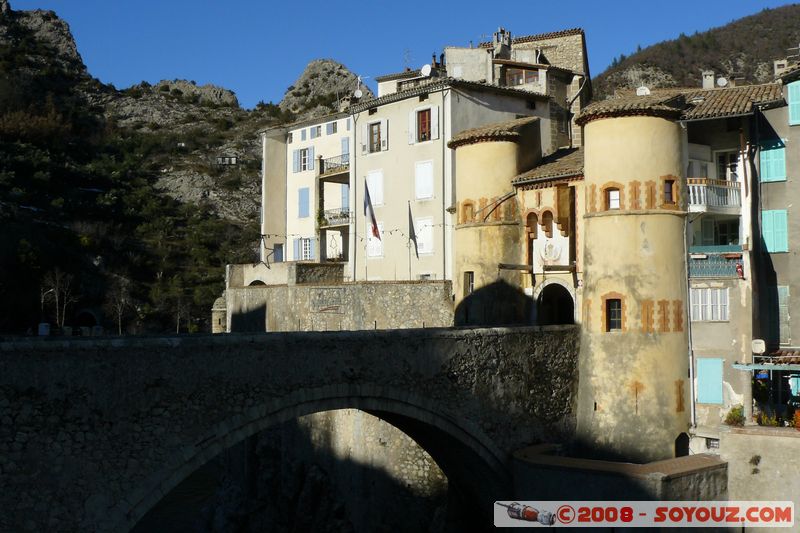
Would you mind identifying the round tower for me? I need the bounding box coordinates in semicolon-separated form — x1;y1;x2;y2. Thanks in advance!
448;117;541;326
575;107;690;462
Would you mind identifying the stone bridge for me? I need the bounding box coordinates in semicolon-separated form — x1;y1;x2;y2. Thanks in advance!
0;325;579;532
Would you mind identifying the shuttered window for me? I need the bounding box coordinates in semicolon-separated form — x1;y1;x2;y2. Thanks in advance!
293;238;314;260
789;80;800;125
366;170;383;206
416;216;434;254
762;209;789;253
367;222;383;257
690;288;729;321
415;160;434;200
697;358;724;404
341;184;349;210
760;142;786;182
298;187;310;218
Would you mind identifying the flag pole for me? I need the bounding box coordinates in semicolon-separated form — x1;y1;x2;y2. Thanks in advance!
408;201;412;280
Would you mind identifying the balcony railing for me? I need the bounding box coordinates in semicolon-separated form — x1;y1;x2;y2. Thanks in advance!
319;154;350;176
687;178;741;211
320;208;351;227
688;245;742;278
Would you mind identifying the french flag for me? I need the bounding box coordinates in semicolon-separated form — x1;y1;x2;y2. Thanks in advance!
364;179;381;241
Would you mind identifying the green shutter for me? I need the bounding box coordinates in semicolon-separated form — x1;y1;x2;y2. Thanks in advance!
760;144;786;182
789;81;800;126
763;210;789;253
697;358;724;404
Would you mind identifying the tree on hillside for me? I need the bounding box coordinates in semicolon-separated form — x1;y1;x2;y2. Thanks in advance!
103;276;132;335
42;268;77;327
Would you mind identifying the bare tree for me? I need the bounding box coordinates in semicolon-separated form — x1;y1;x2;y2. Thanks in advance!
42;268;78;327
103;277;132;335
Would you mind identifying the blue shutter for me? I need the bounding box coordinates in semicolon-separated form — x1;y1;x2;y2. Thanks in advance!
292;150;300;173
309;238;316;260
274;244;283;262
763;210;788;252
346;118;351;131
760;144;786;182
308;146;315;171
293;239;300;260
789;81;800;126
697;358;723;404
299;188;309;218
341;137;349;156
341;184;349;210
301;129;306;141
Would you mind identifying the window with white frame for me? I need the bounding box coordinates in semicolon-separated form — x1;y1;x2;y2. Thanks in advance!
292;147;314;173
690;287;729;321
367;222;384;257
368;122;382;152
716;151;739;181
366;169;384;206
310;125;322;139
300;238;313;260
415;160;434;200
326;121;337;135
416;217;434;254
408;106;439;144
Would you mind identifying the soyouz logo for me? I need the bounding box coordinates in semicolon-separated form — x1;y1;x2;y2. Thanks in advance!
493;501;794;528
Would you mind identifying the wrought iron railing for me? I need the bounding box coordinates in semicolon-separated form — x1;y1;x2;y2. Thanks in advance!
688;245;743;278
320;153;350;176
687;178;741;209
320;208;351;227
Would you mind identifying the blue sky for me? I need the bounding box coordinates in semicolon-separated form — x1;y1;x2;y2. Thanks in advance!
12;0;797;108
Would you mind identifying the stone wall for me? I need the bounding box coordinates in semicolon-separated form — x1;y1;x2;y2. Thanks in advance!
226;280;454;332
0;325;580;532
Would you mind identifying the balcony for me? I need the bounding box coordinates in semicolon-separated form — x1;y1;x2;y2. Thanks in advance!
688;245;743;278
318;154;350;181
319;208;351;227
687;178;741;213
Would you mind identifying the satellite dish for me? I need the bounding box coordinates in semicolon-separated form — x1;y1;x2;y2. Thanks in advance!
420;64;432;77
636;85;651;96
353;89;363;99
752;339;766;355
716;77;728;87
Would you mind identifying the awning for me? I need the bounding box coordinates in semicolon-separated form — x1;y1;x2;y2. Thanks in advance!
733;363;800;372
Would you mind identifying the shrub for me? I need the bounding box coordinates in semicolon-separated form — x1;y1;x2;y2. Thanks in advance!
724;405;745;427
158;85;170;92
757;412;779;427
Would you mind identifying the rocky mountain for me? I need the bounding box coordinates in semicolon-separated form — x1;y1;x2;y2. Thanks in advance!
280;58;373;120
594;4;800;97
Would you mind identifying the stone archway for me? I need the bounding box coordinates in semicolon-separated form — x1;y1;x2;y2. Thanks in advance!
537;282;574;325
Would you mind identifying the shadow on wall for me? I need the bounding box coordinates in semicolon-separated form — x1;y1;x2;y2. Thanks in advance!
132;413;481;533
230;305;266;333
455;280;533;327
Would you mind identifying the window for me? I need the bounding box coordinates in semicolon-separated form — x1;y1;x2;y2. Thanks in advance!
301;129;307;141
346;118;351;131
293;238;314;260
698;218;739;246
606;188;620;210
463;271;474;297
369;122;381;153
292;147;315;172
298;187;310;218
367;222;383;257
415;160;434;200
366;170;384;206
416;216;434;254
716;151;739;181
760;141;786;182
273;243;283;262
663;179;676;205
341;137;350;157
326;121;337;135
696;358;724;404
310;125;321;139
287;132;293;144
505;68;539;86
762;209;789;253
789;80;800;125
417;109;431;142
690;287;729;321
687;160;710;178
606;299;622;331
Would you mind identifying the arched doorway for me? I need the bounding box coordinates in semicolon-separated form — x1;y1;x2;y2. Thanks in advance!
537;283;574;325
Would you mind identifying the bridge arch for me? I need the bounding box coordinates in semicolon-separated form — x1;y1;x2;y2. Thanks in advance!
120;386;511;532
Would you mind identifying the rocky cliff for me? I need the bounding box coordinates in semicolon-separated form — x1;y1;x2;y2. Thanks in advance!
280;58;373;120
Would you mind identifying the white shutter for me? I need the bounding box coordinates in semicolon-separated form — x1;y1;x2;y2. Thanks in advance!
361;123;368;154
417;217;434;254
367;169;383;206
367;222;384;257
380;119;388;150
408;110;416;144
430;105;440;140
415;160;434;199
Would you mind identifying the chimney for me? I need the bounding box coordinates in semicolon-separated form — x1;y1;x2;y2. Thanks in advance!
493;27;511;59
432;53;437;68
702;70;714;90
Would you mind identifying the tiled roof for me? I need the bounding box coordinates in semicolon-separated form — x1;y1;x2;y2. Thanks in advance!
778;65;800;83
491;58;575;76
681;83;784;120
349;77;548;113
512;147;584;185
576;82;784;125
767;350;800;365
261;110;349;133
479;28;584;48
575;93;686;125
375;69;421;82
447;116;539;149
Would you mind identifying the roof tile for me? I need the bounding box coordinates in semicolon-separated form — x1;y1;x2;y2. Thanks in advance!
512;147;583;185
447;116;539;149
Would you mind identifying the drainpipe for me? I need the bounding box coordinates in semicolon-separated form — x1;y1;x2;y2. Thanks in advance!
350;110;359;281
